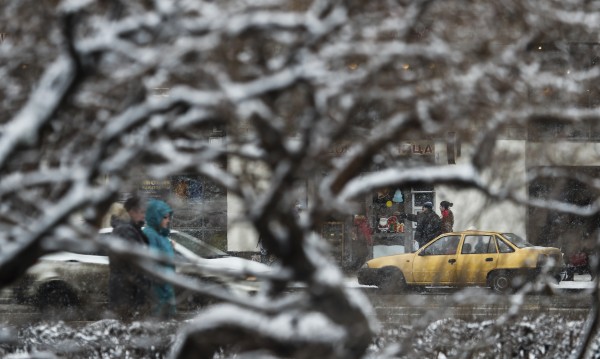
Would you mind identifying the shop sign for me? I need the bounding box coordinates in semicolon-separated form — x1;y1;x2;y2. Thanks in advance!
140;179;171;199
327;141;433;157
399;142;435;156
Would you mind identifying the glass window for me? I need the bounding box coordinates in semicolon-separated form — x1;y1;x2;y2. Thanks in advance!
465;235;496;254
462;236;477;254
528;118;598;141
421;235;460;256
322;221;344;262
413;192;434;207
501;233;534;248
496;237;515;253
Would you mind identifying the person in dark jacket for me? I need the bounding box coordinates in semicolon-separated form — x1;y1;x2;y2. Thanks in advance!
143;199;177;319
440;200;455;233
108;196;151;320
400;202;442;248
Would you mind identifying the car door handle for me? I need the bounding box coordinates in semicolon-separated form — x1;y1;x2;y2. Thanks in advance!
448;259;456;264
485;258;493;262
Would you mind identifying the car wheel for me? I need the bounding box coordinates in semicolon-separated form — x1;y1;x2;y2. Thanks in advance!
378;267;406;294
36;280;79;309
489;271;512;294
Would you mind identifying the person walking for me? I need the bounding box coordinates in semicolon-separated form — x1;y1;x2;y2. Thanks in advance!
143;199;177;319
440;201;454;233
400;202;442;248
108;195;151;320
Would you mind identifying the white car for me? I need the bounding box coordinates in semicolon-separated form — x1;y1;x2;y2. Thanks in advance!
12;229;271;310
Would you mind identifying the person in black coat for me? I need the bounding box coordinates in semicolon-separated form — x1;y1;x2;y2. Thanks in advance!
108;196;151;320
401;202;442;248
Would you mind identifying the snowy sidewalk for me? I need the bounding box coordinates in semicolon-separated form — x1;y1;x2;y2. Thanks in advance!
554;274;596;290
344;274;597;291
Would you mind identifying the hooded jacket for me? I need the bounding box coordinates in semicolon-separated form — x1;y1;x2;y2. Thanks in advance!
143;199;176;317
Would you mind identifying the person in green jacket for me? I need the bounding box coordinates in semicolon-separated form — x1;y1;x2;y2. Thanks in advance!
143;199;176;318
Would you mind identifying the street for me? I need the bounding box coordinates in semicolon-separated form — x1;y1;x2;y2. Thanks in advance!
1;279;596;330
362;288;592;329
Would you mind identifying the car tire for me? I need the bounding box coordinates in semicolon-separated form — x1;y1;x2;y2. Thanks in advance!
378;267;406;294
36;280;79;309
489;271;512;294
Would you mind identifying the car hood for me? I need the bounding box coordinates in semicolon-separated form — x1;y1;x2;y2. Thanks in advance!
40;252;109;265
366;253;414;268
172;241;271;276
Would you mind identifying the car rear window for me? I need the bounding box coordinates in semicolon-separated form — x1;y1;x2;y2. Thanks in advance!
496;237;515;253
501;233;534;248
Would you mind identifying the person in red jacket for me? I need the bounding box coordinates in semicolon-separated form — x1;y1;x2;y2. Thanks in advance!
440;200;454;233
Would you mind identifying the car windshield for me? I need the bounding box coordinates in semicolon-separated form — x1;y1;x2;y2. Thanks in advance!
169;231;229;259
501;233;534;248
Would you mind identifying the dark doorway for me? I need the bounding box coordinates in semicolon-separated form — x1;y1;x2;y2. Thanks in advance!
528;167;600;257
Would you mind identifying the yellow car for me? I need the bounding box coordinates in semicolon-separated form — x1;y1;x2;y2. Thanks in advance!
357;230;564;293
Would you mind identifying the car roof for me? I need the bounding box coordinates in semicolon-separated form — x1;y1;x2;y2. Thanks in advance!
443;230;506;235
99;227;230;258
99;227;183;235
42;228;206;262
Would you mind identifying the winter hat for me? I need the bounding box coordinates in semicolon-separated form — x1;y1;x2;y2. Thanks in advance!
423;202;433;209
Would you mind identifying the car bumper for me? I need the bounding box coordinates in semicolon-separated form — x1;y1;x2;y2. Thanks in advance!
357;267;379;286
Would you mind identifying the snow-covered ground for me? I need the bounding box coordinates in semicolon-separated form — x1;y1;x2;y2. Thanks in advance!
344;274;597;291
554;274;595;289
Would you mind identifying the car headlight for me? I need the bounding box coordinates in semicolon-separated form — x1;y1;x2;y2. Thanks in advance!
361;262;370;269
537;254;549;268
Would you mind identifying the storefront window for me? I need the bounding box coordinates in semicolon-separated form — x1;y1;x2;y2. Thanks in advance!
528;118;600;141
411;186;435;211
370;187;408;258
322;222;344;262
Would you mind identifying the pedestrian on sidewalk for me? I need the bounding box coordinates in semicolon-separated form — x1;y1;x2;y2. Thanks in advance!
440;200;454;233
400;202;442;248
143;199;177;319
108;195;151;321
